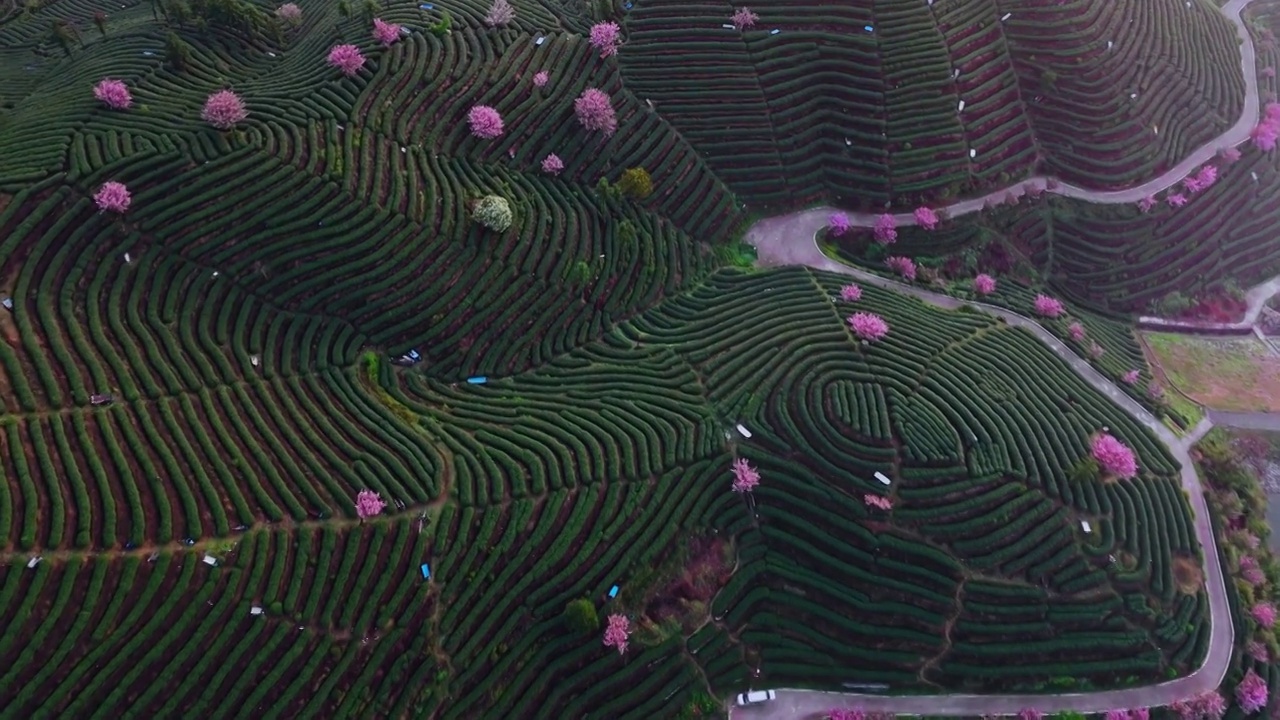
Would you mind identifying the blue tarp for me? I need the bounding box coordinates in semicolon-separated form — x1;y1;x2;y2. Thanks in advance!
608;585;619;598
419;3;433;8
864;25;874;32
769;28;779;35
467;376;487;384
421;563;431;579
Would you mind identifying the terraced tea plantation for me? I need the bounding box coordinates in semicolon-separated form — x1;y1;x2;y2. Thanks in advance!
0;0;1233;715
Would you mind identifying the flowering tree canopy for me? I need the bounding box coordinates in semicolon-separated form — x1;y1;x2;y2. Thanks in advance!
541;153;564;175
1240;554;1265;585
354;489;386;518
94;181;131;213
1068;322;1086;342
602;613;630;654
485;0;515;27
848;312;889;342
1121;369;1140;384
93;78;132;110
373;17;402;45
1137;195;1156;213
1089;341;1104;359
1247;639;1269;662
884;255;915;281
1252;601;1276;628
1252;117;1279;151
731;457;760;492
276;2;301;23
1220;146;1242;163
1171;690;1225;720
1032;294;1064;318
1195;164;1217;189
914;206;939;230
1106;711;1150;720
1167;193;1188;208
201;89;248;129
467;105;504;139
828;212;851;236
873;213;897;244
472;195;513;231
732;6;758;30
1236;668;1268;714
589;22;621;58
863;494;892;510
533;70;549;88
1018;710;1043;720
973;274;996;295
574;88;617;136
839;284;862;302
327;44;366;77
1091;433;1137;479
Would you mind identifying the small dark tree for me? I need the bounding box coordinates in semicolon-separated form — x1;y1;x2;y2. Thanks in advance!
164;31;194;72
1068;457;1099;485
563;598;599;634
93;11;107;37
617;167;653;200
50;19;79;56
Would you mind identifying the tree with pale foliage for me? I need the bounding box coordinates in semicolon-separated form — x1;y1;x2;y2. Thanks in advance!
1246;639;1269;662
1240;554;1265;585
533;70;549;88
472;195;513;231
589;21;621;58
828;212;851;236
485;0;514;28
1220;146;1242;164
848;312;889;342
276;2;301;24
973;274;996;295
1195;164;1217;190
731;457;760;492
1091;433;1137;479
1167;193;1188;208
1171;690;1226;720
1089;341;1104;359
574;88;617;136
863;494;892;510
373;17;402;45
1137;195;1156;213
839;284;862;302
1121;369;1140;384
1251;117;1279;151
1032;293;1063;318
202;89;248;129
884;256;915;281
602;613;630;654
1018;710;1043;720
1236;668;1268;713
731;6;757;30
541;153;564;175
467;105;504;139
327;44;366;76
94;78;132;109
94;181;131;213
914;206;939;230
873;213;897;243
1252;601;1276;628
1068;322;1085;342
354;489;386;519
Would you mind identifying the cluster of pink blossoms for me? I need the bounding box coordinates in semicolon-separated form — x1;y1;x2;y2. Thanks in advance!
589;21;621;58
914;206;939;230
1252;601;1276;628
94;181;131;213
973;274;996;295
276;2;301;22
848;312;889;342
873;213;897;243
354;489;386;518
93;78;132;109
1105;710;1150;720
884;256;915;281
541;153;564;175
373;17;402;45
1167;193;1188;208
1068;322;1086;342
839;284;862;302
1091;433;1137;479
1251;102;1280;151
863;494;892;511
1137;195;1156;213
731;6;758;30
485;0;515;27
1170;690;1225;720
533;70;549;88
1121;369;1141;384
1182;164;1217;194
327;44;366;76
1220;146;1242;164
731;458;760;492
574;88;617;136
1240;554;1265;585
1018;710;1043;720
1236;668;1269;714
828;212;851;236
202;89;248;129
1247;639;1270;662
602;614;630;654
1032;293;1064;318
467;105;504;139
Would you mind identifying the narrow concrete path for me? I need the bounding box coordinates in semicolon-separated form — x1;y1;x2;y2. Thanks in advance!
734;214;1233;717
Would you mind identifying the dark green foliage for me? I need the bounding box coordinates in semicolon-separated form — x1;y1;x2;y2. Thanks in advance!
563;598;599;634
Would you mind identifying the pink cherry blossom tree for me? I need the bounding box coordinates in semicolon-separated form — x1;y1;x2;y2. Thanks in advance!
467;105;504;139
276;2;301;23
533;70;549;88
373;17;402;45
1251;118;1279;151
1167;193;1188;208
839;284;862;302
884;256;915;281
1240;555;1265;585
1195;164;1217;190
848;312;889;342
732;6;758;30
1137;195;1156;213
1068;322;1086;342
973;274;996;295
485;0;515;27
873;213;897;243
731;458;760;492
1089;341;1104;359
602;613;630;653
574;88;617;136
355;489;386;519
1018;710;1043;720
94;181;131;213
202;89;248;129
93;78;132;110
327;44;366;76
1033;294;1064;318
1091;433;1137;479
1171;691;1225;720
1252;601;1276;628
541;153;564;175
828;212;851;236
1220;146;1242;163
1236;668;1269;713
589;21;621;58
914;206;939;230
1121;369;1140;384
1183;175;1203;194
863;494;892;510
1247;639;1269;662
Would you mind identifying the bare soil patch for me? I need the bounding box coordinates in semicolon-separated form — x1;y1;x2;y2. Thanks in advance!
1172;554;1204;594
1143;332;1280;412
